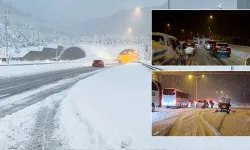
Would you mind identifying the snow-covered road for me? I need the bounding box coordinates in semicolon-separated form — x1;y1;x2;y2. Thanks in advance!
0;68;107;149
152;107;250;136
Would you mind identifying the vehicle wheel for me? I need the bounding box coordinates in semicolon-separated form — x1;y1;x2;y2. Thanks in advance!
227;54;230;57
213;53;217;58
175;58;180;65
152;103;155;112
181;57;186;65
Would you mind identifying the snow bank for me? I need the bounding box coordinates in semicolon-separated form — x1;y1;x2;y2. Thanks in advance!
59;63;152;149
58;63;250;150
231;49;250;60
0;63;85;77
152;108;180;123
0;90;67;149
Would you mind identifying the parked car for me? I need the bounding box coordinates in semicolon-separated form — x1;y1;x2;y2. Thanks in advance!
92;60;104;67
210;43;231;58
152;32;186;65
182;42;196;56
195;100;209;108
205;40;217;50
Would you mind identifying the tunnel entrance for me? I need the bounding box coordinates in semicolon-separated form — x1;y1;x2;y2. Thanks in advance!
60;47;86;60
116;49;139;63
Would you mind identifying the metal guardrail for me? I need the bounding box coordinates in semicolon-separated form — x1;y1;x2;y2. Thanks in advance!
0;62;54;66
0;61;119;67
140;62;163;70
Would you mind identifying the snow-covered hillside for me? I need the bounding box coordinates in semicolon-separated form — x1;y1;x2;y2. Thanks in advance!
0;1;79;58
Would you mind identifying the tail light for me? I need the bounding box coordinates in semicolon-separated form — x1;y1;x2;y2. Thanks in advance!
214;46;219;52
99;62;102;64
226;47;231;51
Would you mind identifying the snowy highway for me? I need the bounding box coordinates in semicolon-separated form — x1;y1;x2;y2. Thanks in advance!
0;66;100;100
152;107;250;136
0;64;120;118
185;45;246;65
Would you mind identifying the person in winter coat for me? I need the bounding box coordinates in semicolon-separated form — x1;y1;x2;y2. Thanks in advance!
218;102;222;109
209;100;214;108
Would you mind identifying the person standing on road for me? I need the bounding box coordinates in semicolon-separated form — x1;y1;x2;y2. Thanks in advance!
210;100;214;108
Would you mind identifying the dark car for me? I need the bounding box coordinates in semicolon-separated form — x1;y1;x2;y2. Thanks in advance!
195;100;208;108
92;60;104;67
210;43;231;58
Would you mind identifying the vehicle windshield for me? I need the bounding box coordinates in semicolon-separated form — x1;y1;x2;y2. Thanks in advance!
217;44;229;47
163;89;176;95
208;41;216;45
204;35;210;38
152;35;165;44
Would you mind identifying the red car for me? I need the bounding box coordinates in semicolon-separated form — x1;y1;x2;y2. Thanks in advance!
210;43;231;58
92;60;104;67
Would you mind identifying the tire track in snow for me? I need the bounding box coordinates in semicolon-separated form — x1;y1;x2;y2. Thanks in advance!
167;110;221;136
25;94;65;150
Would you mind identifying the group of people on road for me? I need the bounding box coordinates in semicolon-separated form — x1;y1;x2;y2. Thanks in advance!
202;100;214;108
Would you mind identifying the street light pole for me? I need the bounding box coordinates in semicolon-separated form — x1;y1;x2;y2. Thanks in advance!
196;78;198;100
4;8;10;64
56;49;58;61
189;75;204;100
138;38;140;60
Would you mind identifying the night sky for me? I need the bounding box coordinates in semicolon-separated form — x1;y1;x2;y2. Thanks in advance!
152;10;250;39
155;71;250;104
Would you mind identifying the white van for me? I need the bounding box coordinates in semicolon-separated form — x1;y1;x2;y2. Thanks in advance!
152;32;185;65
152;80;162;111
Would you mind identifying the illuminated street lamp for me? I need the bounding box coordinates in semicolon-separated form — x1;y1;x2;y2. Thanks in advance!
128;27;132;33
182;29;184;32
209;15;213;19
165;23;171;33
135;7;141;13
188;74;205;100
135;7;141;17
